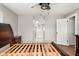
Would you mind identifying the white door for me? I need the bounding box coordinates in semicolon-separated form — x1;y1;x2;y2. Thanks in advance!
57;19;68;45
68;18;75;45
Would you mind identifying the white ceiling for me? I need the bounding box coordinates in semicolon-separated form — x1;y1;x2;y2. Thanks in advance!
2;3;79;16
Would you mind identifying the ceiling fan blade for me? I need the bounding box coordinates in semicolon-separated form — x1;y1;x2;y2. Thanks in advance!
31;3;39;8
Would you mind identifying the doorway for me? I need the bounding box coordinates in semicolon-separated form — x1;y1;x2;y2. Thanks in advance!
68;16;76;46
57;16;76;55
57;19;68;45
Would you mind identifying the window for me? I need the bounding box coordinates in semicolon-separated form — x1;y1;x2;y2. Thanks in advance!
33;14;45;42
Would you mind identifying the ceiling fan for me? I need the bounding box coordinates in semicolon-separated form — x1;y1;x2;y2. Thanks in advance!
31;3;51;10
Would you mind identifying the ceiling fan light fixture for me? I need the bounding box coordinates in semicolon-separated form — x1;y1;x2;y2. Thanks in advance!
39;3;50;10
41;6;47;10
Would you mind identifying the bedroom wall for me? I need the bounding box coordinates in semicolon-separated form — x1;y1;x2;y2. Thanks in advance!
18;13;63;43
0;4;18;52
64;8;79;35
0;4;18;36
18;15;33;43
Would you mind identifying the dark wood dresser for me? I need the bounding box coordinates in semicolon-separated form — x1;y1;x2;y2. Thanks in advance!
75;35;79;56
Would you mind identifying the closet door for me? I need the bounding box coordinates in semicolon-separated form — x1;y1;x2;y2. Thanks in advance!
57;19;68;45
68;18;75;45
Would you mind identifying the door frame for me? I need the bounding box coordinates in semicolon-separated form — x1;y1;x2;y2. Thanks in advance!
66;13;77;35
68;17;75;45
65;13;77;50
56;13;77;46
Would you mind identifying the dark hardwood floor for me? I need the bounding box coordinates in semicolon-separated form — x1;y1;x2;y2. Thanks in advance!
57;44;75;56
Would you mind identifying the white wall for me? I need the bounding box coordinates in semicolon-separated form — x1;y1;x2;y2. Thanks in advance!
64;8;79;35
18;13;63;43
44;14;56;43
18;15;33;43
0;4;18;52
63;8;79;47
0;4;18;36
